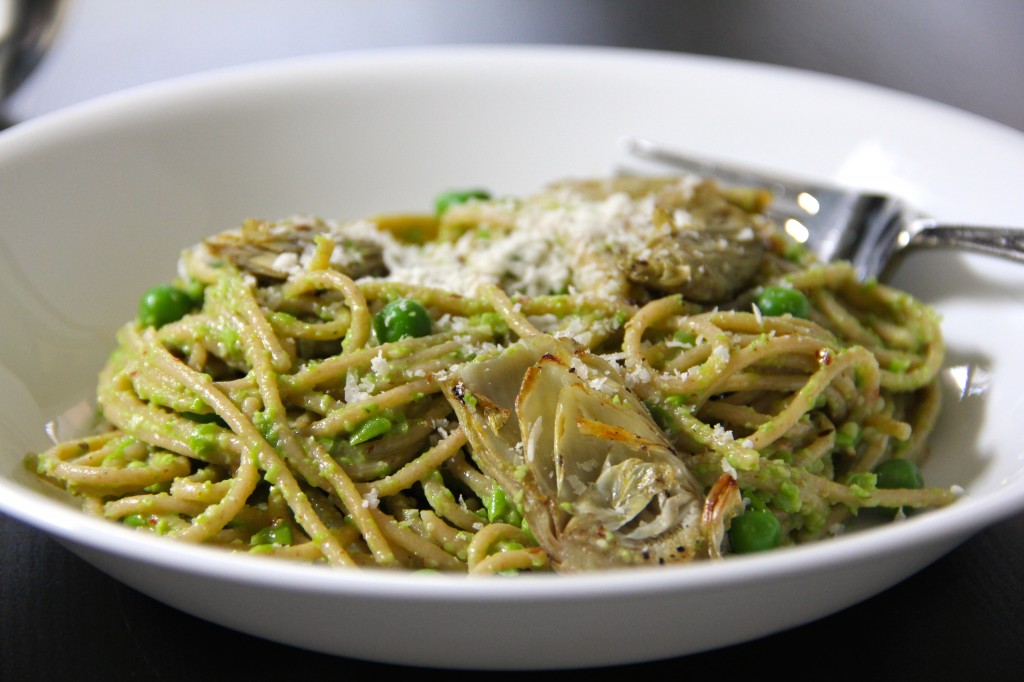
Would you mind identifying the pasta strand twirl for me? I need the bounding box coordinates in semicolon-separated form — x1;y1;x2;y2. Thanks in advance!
26;175;956;573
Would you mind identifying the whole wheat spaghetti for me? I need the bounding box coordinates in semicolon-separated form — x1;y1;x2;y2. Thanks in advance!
28;175;954;573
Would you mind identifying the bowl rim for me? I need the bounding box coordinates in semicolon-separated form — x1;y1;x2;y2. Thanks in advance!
6;42;1022;147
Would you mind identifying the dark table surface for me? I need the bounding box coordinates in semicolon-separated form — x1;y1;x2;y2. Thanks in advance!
2;508;1022;681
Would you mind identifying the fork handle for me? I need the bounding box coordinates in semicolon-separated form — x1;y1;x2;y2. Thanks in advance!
910;220;1024;264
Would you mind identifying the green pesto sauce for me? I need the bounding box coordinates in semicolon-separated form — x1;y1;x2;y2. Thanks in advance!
252;408;280;444
835;421;861;450
483;485;523;526
187;422;221;457
846;472;878;498
776;481;802;513
250;521;293;547
348;415;392;445
150;453;179;469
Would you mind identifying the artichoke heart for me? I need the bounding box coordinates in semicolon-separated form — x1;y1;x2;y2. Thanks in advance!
443;335;740;572
623;179;769;303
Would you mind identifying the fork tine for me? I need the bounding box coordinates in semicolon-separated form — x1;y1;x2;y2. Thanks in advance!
614;136;904;276
616;136;1024;282
615;135;843;230
618;136;824;200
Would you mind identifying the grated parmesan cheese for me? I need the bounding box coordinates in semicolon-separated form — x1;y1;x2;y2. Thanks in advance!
362;488;380;509
369;350;390;377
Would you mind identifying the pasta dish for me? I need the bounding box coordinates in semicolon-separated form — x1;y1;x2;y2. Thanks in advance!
27;175;955;574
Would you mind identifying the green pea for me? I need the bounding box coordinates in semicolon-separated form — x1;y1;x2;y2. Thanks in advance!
138;284;196;328
875;458;924;490
373;298;432;343
349;415;393;445
729;509;782;554
434;188;491;216
756;285;811;319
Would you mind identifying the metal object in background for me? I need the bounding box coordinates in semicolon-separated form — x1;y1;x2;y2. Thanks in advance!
0;0;66;128
620;135;1024;281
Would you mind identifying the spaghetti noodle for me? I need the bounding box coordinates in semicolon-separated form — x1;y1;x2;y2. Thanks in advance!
27;175;955;574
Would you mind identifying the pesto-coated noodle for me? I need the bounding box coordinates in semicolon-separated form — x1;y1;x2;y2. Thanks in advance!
27;176;956;573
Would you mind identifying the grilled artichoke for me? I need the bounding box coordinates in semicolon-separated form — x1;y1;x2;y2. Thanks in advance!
443;335;741;572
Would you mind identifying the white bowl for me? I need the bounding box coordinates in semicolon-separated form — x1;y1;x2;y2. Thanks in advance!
2;45;1023;670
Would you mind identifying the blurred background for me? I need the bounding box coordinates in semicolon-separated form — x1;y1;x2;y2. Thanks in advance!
4;0;1024;133
4;3;1024;679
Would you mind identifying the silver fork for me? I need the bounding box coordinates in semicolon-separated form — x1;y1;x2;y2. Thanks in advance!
617;136;1024;281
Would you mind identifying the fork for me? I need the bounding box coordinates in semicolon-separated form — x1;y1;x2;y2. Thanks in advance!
617;136;1024;281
